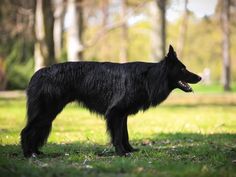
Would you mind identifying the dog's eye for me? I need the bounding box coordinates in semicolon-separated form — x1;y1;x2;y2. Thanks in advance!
181;68;185;71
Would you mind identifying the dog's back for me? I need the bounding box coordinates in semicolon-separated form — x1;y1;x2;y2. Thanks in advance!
29;62;154;114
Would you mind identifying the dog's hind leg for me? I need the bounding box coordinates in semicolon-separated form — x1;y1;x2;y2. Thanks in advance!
122;116;139;153
21;99;65;157
105;107;128;156
21;117;52;157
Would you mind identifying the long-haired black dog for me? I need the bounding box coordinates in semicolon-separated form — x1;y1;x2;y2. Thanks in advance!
21;45;201;157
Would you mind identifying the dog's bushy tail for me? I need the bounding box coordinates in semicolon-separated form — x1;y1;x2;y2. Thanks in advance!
20;69;55;157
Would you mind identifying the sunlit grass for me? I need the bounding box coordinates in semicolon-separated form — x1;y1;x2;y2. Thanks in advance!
191;82;236;93
0;91;236;177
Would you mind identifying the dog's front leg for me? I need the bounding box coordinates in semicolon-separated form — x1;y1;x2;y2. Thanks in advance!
122;116;139;152
106;109;128;156
113;117;126;156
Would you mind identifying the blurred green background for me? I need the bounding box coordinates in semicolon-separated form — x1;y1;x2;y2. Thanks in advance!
0;0;235;90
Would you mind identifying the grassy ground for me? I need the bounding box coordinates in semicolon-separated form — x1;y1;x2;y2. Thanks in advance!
0;87;236;177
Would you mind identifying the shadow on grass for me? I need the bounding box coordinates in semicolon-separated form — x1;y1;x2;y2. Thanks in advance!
1;133;236;177
1;132;236;160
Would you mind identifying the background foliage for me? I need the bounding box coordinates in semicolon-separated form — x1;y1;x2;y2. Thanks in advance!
0;0;235;89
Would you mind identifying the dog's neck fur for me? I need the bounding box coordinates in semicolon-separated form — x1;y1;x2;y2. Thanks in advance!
147;59;172;106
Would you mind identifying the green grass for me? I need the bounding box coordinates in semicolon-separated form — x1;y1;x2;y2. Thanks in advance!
189;83;236;93
0;91;236;177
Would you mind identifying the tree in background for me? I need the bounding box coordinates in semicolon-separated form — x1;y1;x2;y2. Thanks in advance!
120;0;129;63
0;0;34;89
177;0;188;59
101;0;109;27
1;0;236;90
151;0;166;61
53;0;65;60
66;0;84;61
0;59;6;90
221;0;231;91
34;0;55;71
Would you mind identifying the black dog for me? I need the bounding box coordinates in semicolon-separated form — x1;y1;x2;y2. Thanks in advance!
21;45;201;157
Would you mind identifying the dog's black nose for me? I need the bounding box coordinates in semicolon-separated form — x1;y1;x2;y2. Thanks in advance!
198;76;202;81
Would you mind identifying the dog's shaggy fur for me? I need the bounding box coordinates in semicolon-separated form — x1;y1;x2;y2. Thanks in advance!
21;45;201;157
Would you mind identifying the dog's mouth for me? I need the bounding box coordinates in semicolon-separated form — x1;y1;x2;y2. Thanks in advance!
177;80;193;92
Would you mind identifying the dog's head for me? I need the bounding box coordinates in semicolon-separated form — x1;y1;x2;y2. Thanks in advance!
165;45;201;92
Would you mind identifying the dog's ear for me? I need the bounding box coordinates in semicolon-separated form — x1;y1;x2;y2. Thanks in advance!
169;45;174;53
167;45;174;55
167;45;176;58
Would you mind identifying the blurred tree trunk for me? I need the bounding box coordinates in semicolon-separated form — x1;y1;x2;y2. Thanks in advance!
177;0;188;59
0;59;6;90
34;0;55;71
101;0;109;27
221;0;231;91
66;0;84;61
53;0;65;60
119;0;128;63
151;0;166;61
